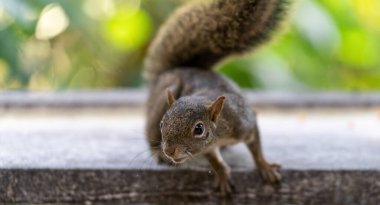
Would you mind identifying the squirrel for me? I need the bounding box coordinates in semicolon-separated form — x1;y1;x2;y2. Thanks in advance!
144;0;288;196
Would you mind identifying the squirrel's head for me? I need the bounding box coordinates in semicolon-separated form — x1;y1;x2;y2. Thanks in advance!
160;89;225;164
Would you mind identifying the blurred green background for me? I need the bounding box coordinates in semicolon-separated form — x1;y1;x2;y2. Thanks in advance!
0;0;379;90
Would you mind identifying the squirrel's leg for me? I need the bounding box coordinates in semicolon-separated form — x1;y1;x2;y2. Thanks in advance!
204;148;235;196
246;125;281;184
147;129;168;164
146;96;169;164
146;73;182;164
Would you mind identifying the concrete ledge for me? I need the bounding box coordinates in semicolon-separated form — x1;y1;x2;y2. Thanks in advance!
1;89;380;108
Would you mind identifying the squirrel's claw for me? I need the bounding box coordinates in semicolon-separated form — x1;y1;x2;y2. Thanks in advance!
270;163;281;169
215;177;235;197
259;163;282;185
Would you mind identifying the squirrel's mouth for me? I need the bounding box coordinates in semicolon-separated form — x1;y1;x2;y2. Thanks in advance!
170;156;188;164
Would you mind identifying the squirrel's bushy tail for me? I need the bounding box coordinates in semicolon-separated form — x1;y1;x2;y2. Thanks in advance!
144;0;288;80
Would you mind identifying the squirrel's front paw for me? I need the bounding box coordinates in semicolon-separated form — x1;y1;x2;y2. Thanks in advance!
259;163;281;185
214;177;235;196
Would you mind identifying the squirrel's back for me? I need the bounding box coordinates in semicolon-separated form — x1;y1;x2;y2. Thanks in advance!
144;0;289;81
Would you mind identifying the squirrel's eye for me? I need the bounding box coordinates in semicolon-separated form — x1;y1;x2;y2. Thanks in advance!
194;123;204;135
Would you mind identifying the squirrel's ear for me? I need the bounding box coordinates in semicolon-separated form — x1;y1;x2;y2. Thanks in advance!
166;88;176;107
208;96;226;122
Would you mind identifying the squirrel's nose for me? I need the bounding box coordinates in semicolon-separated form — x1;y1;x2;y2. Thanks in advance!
164;145;178;157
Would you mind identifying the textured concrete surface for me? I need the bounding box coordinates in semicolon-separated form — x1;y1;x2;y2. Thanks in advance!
0;108;380;204
1;170;380;204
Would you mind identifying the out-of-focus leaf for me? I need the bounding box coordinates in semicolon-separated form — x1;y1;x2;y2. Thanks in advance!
352;0;380;31
0;29;28;85
0;0;38;34
293;1;340;54
339;29;379;68
218;59;260;88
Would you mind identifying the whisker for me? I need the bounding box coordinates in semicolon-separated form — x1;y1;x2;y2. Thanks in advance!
140;152;156;169
128;149;152;167
150;145;162;149
185;150;193;159
148;139;163;143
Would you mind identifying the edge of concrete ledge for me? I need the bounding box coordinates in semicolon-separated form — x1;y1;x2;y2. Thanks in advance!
1;169;380;204
1;89;380;108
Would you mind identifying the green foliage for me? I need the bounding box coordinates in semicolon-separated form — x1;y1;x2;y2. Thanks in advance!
0;0;379;90
219;0;380;90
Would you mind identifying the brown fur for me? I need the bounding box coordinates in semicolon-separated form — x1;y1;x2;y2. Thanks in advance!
144;0;289;196
144;0;288;80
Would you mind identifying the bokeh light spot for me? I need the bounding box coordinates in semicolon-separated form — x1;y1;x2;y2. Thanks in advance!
103;6;152;51
35;3;69;40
